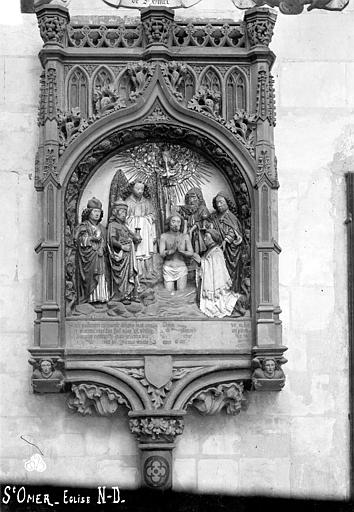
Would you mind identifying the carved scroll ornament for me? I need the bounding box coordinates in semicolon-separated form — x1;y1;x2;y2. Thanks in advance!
67;383;130;416
232;0;349;14
188;382;247;415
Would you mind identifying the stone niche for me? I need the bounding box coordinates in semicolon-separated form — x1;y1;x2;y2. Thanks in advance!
30;2;287;489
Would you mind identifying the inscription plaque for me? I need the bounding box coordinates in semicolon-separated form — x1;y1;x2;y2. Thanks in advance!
65;319;252;351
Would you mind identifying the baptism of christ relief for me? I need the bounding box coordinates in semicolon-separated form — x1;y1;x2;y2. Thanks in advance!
68;142;251;320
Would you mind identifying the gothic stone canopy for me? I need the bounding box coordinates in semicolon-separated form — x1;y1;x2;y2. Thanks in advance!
31;2;287;489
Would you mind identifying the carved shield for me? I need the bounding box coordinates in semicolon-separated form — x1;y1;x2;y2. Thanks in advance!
144;356;172;389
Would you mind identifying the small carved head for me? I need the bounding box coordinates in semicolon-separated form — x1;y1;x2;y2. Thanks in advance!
112;200;128;222
168;214;183;233
185;187;204;208
213;193;229;214
204;229;222;248
40;359;54;377
262;358;277;378
82;197;104;223
132;181;145;199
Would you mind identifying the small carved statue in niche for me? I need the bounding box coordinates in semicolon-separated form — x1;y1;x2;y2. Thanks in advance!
29;358;65;393
107;200;142;304
194;229;240;318
74;197;109;305
209;192;243;293
159;214;193;294
125;182;157;281
178;187;210;255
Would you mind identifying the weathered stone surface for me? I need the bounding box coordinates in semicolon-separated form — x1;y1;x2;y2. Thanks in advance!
239;458;290;495
173;459;197;491
197;459;239;494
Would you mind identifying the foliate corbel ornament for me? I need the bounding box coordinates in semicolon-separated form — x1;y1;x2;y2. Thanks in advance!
126;61;156;101
225;111;257;158
251;357;287;391
29;358;65;393
160;61;189;102
93;86;126;116
188;86;221;118
129;416;184;443
232;0;348;14
187;382;247;415
244;8;277;48
67;383;130;416
35;3;70;47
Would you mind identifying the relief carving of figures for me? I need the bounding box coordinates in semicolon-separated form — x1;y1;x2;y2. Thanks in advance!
159;214;194;293
68;141;251;319
107;200;141;305
160;61;189;102
74;197;109;305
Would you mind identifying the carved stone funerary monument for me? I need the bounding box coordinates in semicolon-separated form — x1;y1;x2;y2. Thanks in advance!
30;0;351;488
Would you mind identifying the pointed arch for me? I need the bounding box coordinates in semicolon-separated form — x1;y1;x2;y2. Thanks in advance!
92;65;114;91
66;66;89;118
225;67;248;119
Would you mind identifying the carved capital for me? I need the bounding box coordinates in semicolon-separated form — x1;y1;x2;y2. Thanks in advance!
188;382;247;415
129;416;184;443
36;5;70;47
67;383;130;416
29;357;65;393
141;8;174;46
251;356;287;391
244;8;277;48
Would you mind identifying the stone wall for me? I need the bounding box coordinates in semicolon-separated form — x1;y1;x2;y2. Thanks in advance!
0;0;353;498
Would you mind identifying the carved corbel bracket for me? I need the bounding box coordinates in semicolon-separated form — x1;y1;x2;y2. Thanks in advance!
251;353;287;391
29;357;65;393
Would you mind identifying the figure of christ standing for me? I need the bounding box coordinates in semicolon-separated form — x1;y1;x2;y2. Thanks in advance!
125;182;156;280
107;201;142;304
209;193;243;293
159;215;194;293
74;197;109;305
194;229;240;318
